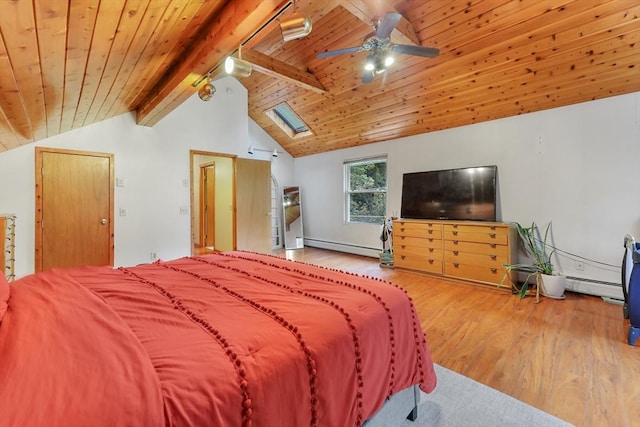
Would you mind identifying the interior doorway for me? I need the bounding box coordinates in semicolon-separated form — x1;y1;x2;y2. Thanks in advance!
190;150;273;255
199;162;216;251
190;151;235;255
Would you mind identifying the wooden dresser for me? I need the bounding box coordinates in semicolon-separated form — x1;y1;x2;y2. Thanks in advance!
1;215;16;281
393;219;517;289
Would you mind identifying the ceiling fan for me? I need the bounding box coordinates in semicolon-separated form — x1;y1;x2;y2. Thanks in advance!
316;12;439;83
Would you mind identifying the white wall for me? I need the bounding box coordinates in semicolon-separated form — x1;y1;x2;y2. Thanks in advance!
0;77;293;278
1;78;637;290
294;92;640;286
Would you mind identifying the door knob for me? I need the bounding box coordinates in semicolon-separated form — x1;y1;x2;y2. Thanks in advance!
100;218;108;225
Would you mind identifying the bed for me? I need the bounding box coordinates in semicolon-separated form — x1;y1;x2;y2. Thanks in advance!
0;251;436;426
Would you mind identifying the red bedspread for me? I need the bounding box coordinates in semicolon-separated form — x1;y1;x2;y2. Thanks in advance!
0;252;436;427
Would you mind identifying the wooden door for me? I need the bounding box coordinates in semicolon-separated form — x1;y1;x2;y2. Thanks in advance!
35;148;114;271
199;163;216;249
235;158;271;254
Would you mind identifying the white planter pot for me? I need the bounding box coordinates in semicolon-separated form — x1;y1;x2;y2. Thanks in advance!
539;274;566;299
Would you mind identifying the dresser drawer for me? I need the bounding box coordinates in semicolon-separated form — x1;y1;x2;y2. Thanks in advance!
444;250;507;269
444;261;507;285
443;227;508;245
395;245;443;260
394;235;441;250
444;240;509;257
395;254;443;275
394;221;442;238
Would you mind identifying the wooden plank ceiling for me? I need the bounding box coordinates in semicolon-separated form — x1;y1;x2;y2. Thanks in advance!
0;0;638;157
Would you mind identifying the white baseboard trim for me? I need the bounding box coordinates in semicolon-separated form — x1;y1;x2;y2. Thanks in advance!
565;277;623;300
304;238;380;259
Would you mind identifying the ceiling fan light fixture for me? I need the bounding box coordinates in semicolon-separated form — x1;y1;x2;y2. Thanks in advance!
384;55;394;67
198;78;216;101
375;56;387;74
364;55;376;71
280;13;312;42
224;56;252;78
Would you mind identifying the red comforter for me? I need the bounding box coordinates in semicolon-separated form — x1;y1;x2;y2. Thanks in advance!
0;252;436;427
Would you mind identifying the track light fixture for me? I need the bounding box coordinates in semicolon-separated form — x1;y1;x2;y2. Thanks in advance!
279;0;312;42
279;12;312;42
198;76;216;101
225;56;252;78
248;145;282;157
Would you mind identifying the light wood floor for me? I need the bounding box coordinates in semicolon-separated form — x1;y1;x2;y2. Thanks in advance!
275;247;640;427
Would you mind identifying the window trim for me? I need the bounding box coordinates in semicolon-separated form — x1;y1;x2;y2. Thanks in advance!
266;102;313;139
344;155;388;225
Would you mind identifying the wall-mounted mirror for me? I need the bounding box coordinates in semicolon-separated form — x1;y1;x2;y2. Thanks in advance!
283;186;303;249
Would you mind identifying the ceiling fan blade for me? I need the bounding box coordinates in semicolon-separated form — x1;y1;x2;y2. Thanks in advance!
376;12;401;39
391;44;440;58
362;70;375;84
317;46;363;59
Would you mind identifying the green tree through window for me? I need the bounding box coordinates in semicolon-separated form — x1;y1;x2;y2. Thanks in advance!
345;157;387;224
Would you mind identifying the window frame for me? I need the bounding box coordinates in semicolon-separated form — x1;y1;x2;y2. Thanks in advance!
344;156;388;225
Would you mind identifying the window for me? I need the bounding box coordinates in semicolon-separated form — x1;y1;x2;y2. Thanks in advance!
345;156;387;224
266;102;313;139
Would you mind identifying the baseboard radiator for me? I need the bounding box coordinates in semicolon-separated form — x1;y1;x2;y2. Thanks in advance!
565;276;624;300
303;239;624;300
303;238;380;258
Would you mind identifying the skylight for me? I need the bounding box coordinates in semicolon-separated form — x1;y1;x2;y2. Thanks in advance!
266;103;313;139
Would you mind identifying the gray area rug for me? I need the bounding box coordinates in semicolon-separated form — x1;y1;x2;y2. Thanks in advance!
401;364;574;427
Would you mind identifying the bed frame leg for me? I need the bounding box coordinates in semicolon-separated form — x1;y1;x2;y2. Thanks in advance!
406;405;418;422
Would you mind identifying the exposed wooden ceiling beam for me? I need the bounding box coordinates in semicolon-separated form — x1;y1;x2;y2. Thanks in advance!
340;0;420;45
240;48;327;94
136;0;289;127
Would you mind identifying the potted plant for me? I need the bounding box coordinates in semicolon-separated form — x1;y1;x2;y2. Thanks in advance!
500;222;566;302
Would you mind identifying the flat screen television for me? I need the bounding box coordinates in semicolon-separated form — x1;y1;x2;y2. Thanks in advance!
400;165;497;221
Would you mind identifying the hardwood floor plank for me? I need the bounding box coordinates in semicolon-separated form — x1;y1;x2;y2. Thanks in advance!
273;247;640;426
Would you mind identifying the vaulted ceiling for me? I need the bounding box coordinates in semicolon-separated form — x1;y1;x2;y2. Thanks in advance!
0;0;638;157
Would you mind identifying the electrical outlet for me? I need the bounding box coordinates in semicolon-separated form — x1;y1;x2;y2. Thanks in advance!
575;262;585;272
179;206;189;215
150;252;158;261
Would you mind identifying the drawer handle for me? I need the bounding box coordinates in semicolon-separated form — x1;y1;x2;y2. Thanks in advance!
401;245;406;249
490;255;497;260
453;240;459;244
428;238;434;242
490;243;496;248
453;263;459;268
428;259;434;264
452;231;458;236
453;250;459;255
490;268;497;273
489;233;496;238
428;230;433;234
428;248;434;252
401;228;405;232
452;224;458;228
401;255;406;260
